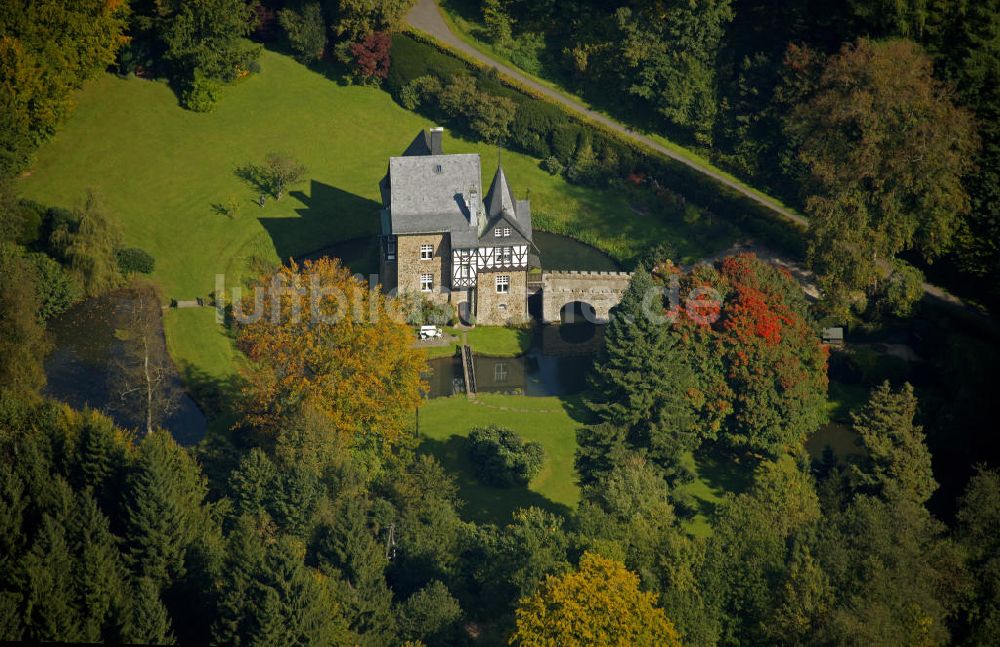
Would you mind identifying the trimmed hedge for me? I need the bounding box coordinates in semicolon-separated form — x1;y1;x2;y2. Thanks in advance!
389;32;805;258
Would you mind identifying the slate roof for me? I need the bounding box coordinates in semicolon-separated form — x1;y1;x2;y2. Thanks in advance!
481;164;534;246
381;129;533;250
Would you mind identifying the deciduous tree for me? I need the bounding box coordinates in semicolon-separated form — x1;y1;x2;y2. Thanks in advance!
236;258;424;448
786;39;977;317
511;552;682;646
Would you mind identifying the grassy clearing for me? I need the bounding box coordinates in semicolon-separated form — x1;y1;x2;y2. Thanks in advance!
423;325;534;359
673;449;755;537
417;393;587;524
19;49;667;382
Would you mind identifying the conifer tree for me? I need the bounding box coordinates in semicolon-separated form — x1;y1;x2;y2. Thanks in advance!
67;492;130;641
851;382;936;505
122;430;209;586
588;267;699;468
18;514;82;642
120;577;175;645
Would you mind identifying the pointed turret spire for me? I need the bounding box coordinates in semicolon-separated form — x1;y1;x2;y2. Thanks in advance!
486;160;516;219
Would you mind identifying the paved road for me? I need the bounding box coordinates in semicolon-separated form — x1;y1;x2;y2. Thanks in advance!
406;0;806;227
406;0;991;328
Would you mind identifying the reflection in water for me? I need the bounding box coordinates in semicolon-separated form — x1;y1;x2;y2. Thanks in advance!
44;293;207;446
424;323;601;398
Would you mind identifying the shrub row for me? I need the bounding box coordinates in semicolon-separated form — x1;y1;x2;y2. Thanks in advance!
389;32;805;257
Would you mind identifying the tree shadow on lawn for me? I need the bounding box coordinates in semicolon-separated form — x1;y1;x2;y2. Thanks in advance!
256;179;381;266
419;434;572;525
558;393;598;425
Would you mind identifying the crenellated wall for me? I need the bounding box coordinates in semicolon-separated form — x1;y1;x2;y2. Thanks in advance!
540;271;633;323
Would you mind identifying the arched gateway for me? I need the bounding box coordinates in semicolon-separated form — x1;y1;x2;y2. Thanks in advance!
541;271;633;324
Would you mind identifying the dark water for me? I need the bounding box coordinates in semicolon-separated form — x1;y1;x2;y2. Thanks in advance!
533;231;620;271
805;422;866;462
424;323;601;398
44;293;207;446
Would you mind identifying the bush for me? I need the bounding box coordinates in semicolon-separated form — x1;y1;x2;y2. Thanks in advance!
398;74;443;111
181;73;220;112
541;156;563;175
467;425;545;487
9;200;46;245
404;294;456;326
510;100;564;157
28;252;80;320
278;2;327;63
117;247;156;274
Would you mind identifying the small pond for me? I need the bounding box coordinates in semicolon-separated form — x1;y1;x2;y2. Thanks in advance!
44;293;207;446
424;323;603;398
805;422;866;462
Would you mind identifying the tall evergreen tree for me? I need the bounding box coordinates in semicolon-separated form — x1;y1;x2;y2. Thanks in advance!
588;267;700;468
851;382;936;505
955;466;1000;644
66;492;130;641
121;430;209;587
120;577;175;645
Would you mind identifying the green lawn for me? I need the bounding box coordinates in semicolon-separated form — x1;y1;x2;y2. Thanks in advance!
417;393;588;524
674;449;754;537
18;49;660;383
424;325;534;359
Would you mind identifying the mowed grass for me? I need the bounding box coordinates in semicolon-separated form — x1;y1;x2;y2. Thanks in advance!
18;49;645;381
417;393;587;524
424;325;534;359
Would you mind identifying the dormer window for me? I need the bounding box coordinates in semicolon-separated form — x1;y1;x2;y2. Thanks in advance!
420;244;433;260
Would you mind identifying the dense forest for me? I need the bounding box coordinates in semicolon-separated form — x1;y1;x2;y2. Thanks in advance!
2;0;1000;645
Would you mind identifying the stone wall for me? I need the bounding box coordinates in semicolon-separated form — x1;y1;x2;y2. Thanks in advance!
541;271;633;323
475;268;528;325
395;233;451;306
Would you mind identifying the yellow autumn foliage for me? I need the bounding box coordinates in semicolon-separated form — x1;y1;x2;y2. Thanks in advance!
511;552;682;646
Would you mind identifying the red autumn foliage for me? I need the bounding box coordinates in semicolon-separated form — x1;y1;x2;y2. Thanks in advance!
350;32;392;81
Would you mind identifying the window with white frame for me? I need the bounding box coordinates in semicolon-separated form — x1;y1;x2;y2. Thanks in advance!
494;363;508;382
495;275;510;293
496;247;512;265
494;227;512;238
420;274;433;292
420;244;433;260
503;227;511;237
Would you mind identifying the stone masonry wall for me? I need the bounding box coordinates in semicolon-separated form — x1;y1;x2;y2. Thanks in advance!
395;233;451;307
541;271;633;323
476;268;528;325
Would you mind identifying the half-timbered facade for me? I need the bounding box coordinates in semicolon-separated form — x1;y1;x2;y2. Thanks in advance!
379;128;537;325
